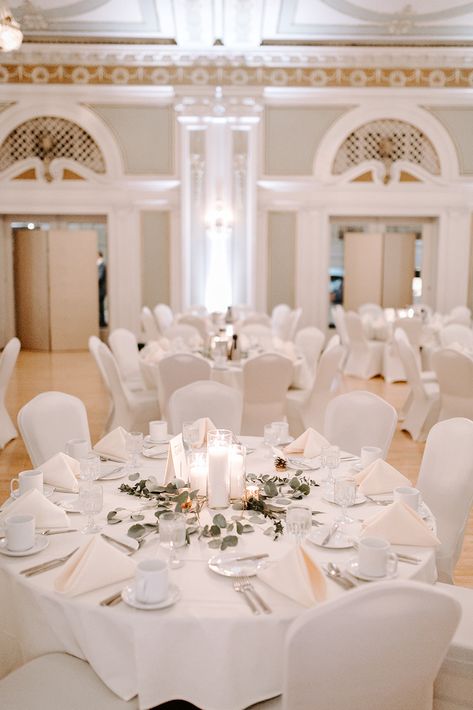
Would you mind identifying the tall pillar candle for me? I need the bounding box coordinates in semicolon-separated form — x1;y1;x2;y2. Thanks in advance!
207;429;231;509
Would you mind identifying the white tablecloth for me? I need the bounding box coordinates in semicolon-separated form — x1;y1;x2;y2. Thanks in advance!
0;440;437;710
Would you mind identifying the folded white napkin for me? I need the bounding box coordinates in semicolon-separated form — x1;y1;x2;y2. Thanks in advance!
258;545;326;607
40;452;80;493
54;534;136;597
193;417;217;448
284;427;330;459
0;488;70;529
354;459;411;495
94;426;129;462
361;501;440;547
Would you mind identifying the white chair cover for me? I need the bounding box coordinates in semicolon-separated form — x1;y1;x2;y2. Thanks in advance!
96;342;159;434
324;390;397;458
286;344;345;435
271;304;292;340
446;306;472;327
239;324;274;350
294;327;325;371
324;333;340;351
396;333;440;442
141;306;161;342
168;380;243;435
286;308;302;342
17;391;91;467
344;311;384;379
0;337;20;449
241;353;293;435
157;353;211;419
109;328;147;392
153;303;174;333
439;323;473;350
177;314;209;342
240;313;272;328
163;323;202;347
417;418;473;584
331;305;350;350
431;349;473;421
358;303;384;319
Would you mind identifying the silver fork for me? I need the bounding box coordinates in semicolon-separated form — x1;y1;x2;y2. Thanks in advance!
364;495;392;506
0;528;77;539
240;576;272;614
233;577;260;614
20;547;80;577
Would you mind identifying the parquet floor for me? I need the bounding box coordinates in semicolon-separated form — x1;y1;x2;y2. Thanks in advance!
0;350;471;587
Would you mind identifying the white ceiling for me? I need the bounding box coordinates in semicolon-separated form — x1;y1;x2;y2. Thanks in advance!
8;0;473;46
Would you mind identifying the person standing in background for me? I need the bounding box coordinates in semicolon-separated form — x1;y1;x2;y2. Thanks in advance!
97;251;107;327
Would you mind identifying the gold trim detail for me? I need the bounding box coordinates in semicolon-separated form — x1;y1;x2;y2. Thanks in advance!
0;64;473;87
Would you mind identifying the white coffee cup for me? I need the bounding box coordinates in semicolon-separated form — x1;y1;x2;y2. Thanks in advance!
135;559;169;604
394;486;421;511
5;514;35;552
271;421;289;444
358;537;398;578
10;469;43;498
149;420;168;443
360;446;383;468
66;439;89;460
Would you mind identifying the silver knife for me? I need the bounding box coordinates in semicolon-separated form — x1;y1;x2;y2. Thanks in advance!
321;523;339;546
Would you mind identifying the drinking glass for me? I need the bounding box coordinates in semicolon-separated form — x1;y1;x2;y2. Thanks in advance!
286;505;312;544
322;445;340;488
79;452;100;481
126;431;143;474
159;512;187;568
182;421;200;450
263;424;278;459
79;482;103;534
333;478;357;527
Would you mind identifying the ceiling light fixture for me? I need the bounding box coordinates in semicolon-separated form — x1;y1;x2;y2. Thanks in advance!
0;7;23;52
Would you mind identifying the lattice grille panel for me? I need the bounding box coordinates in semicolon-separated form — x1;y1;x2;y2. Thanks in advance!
0;116;106;173
333;119;440;175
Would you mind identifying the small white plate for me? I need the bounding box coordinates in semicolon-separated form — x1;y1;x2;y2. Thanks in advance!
57;498;82;513
322;491;367;506
142;448;168;460
121;583;180;610
308;526;355;550
285;458;320;471
143;435;171;447
0;535;49;557
208;553;268;578
97;464;128;481
11;484;55;500
346;557;397;582
353;463;363;471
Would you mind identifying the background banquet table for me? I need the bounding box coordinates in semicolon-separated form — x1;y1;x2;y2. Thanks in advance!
0;438;437;710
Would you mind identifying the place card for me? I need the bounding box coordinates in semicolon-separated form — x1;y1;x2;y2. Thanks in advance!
164;434;187;484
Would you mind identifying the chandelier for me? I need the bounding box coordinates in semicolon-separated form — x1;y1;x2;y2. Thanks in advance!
0;7;23;52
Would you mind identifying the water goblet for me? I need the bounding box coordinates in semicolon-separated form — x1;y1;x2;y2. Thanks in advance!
79;482;103;534
182;421;200;450
333;478;357;528
322;445;340;490
286;505;312;544
263;424;278;459
79;452;100;481
159;512;187;568
126;431;143;474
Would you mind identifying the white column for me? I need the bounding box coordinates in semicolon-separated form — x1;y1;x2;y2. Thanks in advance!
255;207;268;313
108;206;141;336
296;209;330;329
436;208;470;313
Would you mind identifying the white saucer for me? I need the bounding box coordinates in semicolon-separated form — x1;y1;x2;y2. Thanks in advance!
208;553;268;578
11;484;55;500
142;448;168;460
57;498;81;513
285;457;320;471
143;435;171;446
346;557;397;582
322;491;367;506
308;526;355;550
121;583;180;610
97;464;128;481
0;535;49;557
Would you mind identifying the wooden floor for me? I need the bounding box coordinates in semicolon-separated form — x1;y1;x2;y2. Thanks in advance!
1;350;471;588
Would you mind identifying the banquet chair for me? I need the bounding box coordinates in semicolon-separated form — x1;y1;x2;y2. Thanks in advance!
358;302;384;319
178;313;209;342
89;335;116;432
286;307;302;342
439;323;473;350
343;311;384;379
0;653;138;709
241;353;293;435
331;305;350;351
294;327;325;372
323;390;397;458
163;323;202;348
96;341;159;434
248;582;460;710
109;328;147;392
239;324;274;350
140;306;161;342
446;306;472;327
324;333;340;351
271;303;292;340
417;418;473;584
431;349;473;421
240;313;272;328
397;334;440;441
0;336;20;449
18;391;91;467
393;328;437;420
168;380;243;435
383;316;422;384
157;353;211;420
153;303;174;333
286;344;345;435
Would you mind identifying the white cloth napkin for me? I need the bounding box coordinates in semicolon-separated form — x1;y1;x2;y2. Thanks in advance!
94;426;129;462
0;488;70;529
54;535;136;597
361;501;440;547
354;459;411;495
258;545;326;607
192;417;217;448
284;427;330;459
40;452;80;492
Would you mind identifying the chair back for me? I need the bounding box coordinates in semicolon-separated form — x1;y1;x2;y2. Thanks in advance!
439;323;473;350
395;331;425;395
164;323;202;347
157;354;211;417
417;417;473;583
324;390;397;458
141;306;161;342
281;582;460;710
18;391;91;467
240;313;272;328
0;337;20;397
239;324;273;350
324;333;340;351
295;327;325;370
271;303;292;339
168;380;243;435
287;307;302;341
358;303;384;319
109;328;143;384
431;348;473;420
96;341;133;431
178;314;209;342
447;305;471;326
301;344;345;431
241;353;293;435
153;303;174;333
394;316;422;349
331;305;350;348
344;311;367;344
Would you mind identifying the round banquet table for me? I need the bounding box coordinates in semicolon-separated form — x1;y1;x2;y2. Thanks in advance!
0;438;437;710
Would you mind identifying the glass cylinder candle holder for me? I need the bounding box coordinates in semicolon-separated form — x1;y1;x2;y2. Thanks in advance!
229;444;246;500
189;451;208;497
207;429;232;509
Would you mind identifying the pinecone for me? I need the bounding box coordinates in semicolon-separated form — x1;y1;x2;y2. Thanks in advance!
274;456;287;471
